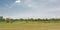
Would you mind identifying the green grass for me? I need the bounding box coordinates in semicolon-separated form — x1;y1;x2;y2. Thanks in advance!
0;22;60;30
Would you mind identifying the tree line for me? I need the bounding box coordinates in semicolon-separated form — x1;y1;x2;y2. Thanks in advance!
0;16;60;23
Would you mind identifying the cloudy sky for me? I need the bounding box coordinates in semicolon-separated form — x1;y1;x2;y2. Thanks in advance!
0;0;60;19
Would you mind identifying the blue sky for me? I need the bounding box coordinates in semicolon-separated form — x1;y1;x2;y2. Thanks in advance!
0;0;60;19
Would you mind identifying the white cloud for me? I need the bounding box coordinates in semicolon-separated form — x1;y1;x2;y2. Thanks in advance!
3;0;60;18
28;4;32;7
21;0;60;18
15;0;21;3
8;0;21;8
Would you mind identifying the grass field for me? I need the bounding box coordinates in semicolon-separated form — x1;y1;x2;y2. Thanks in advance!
0;22;60;30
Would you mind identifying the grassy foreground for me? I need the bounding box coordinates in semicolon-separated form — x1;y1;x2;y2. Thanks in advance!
0;22;60;30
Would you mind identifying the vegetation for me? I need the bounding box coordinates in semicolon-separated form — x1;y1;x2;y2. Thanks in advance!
0;16;60;23
0;16;60;30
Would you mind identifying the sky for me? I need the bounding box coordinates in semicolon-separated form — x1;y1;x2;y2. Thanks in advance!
0;0;60;19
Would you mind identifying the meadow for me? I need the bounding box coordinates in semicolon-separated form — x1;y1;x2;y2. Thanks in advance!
0;16;60;30
0;22;60;30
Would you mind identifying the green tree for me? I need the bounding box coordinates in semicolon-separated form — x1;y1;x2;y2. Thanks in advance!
5;18;12;23
0;16;3;22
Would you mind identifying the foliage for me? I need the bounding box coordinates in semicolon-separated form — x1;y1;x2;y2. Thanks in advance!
0;16;3;22
0;16;60;23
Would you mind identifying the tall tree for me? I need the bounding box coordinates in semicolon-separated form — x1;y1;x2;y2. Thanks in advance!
0;16;3;22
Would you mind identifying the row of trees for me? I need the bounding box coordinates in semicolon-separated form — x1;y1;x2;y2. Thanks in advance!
0;16;60;23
